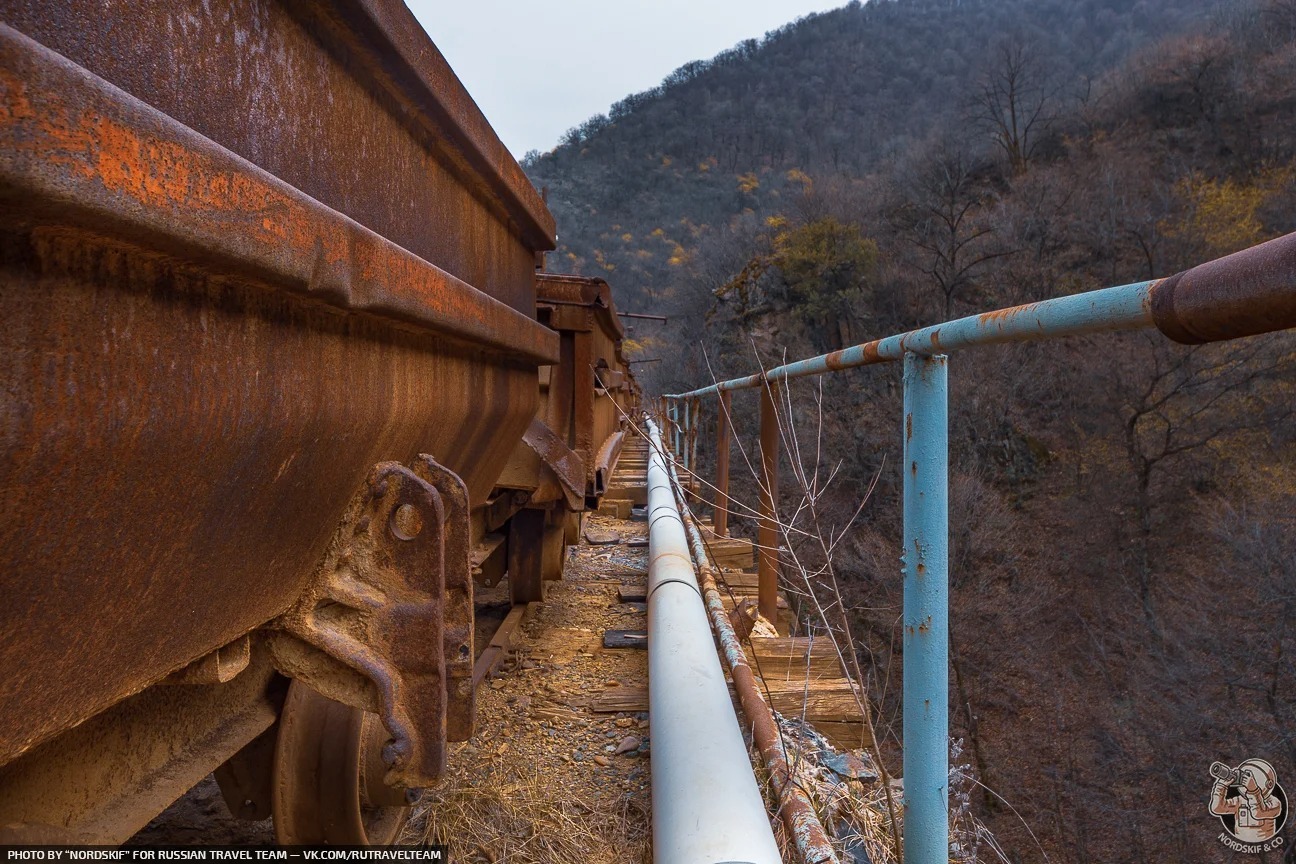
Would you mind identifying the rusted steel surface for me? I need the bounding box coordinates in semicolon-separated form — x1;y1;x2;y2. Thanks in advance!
663;441;838;864
0;4;556;795
507;508;546;605
271;682;410;844
594;429;625;498
534;273;639;506
1150;231;1296;344
3;0;554;313
522;419;587;509
0;27;557;364
270;457;474;789
471;604;527;688
0;650;286;843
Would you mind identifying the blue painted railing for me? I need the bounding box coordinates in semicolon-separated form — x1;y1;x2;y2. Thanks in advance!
660;231;1296;864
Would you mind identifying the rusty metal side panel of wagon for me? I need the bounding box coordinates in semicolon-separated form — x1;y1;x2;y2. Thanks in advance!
533;273;641;506
0;0;555;838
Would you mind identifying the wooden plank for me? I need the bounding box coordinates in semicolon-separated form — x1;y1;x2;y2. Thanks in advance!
707;538;753;569
589;686;649;713
530;627;600;664
719;592;787;612
585;681;865;725
617;585;647;603
597;499;631;519
748;636;848;680
763;680;866;722
814;721;873;751
603;630;647;649
605;484;647;506
472;604;527;686
718;570;760;589
531;702;590;725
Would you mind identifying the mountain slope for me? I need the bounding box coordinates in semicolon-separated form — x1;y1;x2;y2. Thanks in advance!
526;0;1227;310
524;4;1296;864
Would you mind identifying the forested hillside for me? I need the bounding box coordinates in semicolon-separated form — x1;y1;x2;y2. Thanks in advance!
527;0;1235;311
527;2;1296;861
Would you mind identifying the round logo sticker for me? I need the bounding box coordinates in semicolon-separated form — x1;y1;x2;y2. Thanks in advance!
1209;759;1288;853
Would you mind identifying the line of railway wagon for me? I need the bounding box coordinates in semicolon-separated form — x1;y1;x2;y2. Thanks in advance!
0;0;639;843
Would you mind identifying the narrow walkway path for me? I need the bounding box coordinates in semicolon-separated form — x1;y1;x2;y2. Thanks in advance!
409;439;653;863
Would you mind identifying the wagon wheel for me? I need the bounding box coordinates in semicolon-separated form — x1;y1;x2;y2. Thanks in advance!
272;680;410;844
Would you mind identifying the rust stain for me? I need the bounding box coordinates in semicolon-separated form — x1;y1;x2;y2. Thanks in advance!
1;35;558;364
977;300;1041;325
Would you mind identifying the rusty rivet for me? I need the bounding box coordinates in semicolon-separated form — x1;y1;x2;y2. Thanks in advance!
391;503;423;540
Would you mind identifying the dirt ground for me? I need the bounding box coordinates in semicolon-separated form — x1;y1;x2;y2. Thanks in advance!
402;510;653;863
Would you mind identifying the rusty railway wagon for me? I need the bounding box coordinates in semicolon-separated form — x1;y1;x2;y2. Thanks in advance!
488;273;642;605
0;0;634;845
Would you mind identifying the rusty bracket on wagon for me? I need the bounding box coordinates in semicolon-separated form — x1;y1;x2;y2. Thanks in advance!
523;419;590;512
268;455;473;789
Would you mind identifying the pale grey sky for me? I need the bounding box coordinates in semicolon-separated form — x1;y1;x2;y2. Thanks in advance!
407;1;846;158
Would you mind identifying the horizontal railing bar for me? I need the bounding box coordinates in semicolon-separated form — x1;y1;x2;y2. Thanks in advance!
666;230;1296;398
669;281;1152;397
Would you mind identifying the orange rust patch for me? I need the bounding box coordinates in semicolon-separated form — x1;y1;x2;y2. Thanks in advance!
978;301;1041;325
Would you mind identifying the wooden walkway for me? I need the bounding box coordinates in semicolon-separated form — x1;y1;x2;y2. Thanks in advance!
598;437;872;753
698;534;873;751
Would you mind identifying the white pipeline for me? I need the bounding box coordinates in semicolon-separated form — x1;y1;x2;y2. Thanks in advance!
644;417;782;864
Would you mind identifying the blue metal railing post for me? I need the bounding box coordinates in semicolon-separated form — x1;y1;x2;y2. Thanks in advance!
670;398;681;458
902;352;949;864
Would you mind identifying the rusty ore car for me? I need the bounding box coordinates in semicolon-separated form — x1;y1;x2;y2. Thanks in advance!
0;0;637;844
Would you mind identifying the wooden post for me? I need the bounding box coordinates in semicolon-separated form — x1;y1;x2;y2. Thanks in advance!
508;507;546;604
715;390;731;537
689;397;700;481
757;381;780;624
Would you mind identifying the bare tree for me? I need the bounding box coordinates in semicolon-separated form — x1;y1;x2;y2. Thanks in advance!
1211;496;1296;769
895;147;1012;317
1117;334;1294;632
973;38;1058;174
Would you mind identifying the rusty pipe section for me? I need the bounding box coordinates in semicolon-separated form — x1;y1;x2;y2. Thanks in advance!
644;418;782;864
660;432;840;864
669;280;1154;397
1150;231;1296;344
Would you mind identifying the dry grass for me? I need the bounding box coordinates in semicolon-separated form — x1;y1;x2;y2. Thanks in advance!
403;766;649;864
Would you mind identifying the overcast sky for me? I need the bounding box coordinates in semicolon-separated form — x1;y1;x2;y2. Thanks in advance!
407;1;845;158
